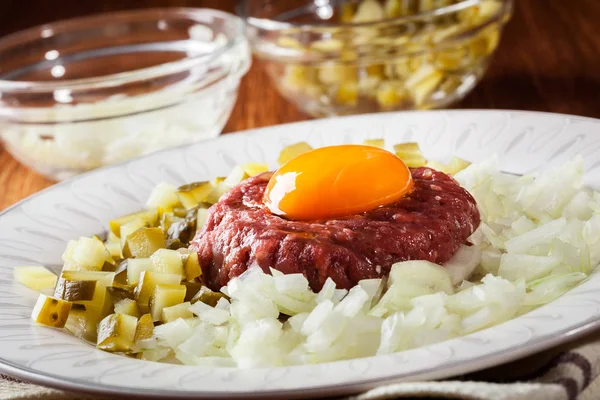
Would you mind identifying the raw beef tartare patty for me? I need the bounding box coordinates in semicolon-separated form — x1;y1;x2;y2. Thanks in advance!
190;167;480;291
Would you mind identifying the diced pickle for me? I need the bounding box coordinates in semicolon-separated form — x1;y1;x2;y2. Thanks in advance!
166;238;186;250
405;65;444;107
146;183;182;213
376;83;406;108
151;249;184;277
114;298;140;318
13;266;57;291
62;237;113;271
241;162;269;178
336;82;359;105
122;227;166;258
105;241;122;260
134;271;182;307
166;207;198;244
190;286;227;307
339;3;357;23
97;313;138;353
205;183;232;205
54;277;97;302
183;281;204;302
278;142;313;165
127;258;153;286
184;251;202;282
161;301;193;323
109;210;158;238
113;260;128;285
107;286;134;303
394;142;428;167
352;0;385;23
363;139;385;148
197;208;209;231
120;219;150;249
31;294;72;328
134;314;154;341
149;284;187;321
176;182;213;210
65;307;97;342
384;0;403;17
318;64;357;85
60;271;115;316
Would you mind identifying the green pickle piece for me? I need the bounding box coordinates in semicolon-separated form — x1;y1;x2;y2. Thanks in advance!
122;227;166;258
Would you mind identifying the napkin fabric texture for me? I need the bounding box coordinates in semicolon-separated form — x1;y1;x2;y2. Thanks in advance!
2;328;600;400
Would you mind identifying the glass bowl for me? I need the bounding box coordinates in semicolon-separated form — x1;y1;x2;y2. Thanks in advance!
239;0;512;118
0;8;250;180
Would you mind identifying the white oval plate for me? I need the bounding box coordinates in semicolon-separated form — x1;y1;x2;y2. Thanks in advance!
2;110;600;399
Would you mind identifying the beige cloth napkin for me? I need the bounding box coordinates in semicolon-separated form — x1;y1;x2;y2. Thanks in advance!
3;329;600;400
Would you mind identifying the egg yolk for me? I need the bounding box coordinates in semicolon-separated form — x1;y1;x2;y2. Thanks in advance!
263;145;414;221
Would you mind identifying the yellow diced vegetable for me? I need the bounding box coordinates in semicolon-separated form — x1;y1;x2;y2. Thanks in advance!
206;183;233;205
277;36;303;49
184;251;202;282
176;181;213;210
190;286;227;307
31;294;72;328
241;162;269;178
336;82;359;105
146;183;182;212
62;237;113;271
149;284;187;321
162;301;193;323
122;227;166;259
97;313;138;353
59;271;115;312
352;0;385;23
134;314;154;341
109;210;158;238
105;241;122;260
318;64;357;85
311;39;343;52
54;277;97;302
394;142;428;167
376;84;405;108
150;249;184;277
363;139;385;148
64;308;97;342
114;298;140;318
406;65;444;107
278;142;313;165
120;218;149;249
134;271;182;307
13;266;57;291
197;208;209;231
127;258;153;286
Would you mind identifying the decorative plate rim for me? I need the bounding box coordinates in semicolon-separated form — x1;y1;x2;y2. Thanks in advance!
2;109;600;399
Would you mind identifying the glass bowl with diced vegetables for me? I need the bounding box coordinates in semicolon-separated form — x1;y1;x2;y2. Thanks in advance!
0;8;250;180
239;0;512;117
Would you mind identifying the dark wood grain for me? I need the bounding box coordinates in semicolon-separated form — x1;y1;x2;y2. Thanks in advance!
1;0;600;211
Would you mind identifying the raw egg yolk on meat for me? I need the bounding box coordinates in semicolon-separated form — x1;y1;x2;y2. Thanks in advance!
263;145;414;221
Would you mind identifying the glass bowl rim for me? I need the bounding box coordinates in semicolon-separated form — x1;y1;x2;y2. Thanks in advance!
0;7;246;93
238;0;511;31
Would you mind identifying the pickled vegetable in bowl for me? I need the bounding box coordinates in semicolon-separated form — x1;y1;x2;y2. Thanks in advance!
240;0;512;117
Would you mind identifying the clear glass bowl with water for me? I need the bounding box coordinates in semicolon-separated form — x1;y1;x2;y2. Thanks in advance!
0;8;250;180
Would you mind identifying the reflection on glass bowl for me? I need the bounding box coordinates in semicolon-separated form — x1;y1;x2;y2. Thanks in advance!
0;8;251;180
240;0;512;118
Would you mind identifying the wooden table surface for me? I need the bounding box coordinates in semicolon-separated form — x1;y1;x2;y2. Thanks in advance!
1;0;599;211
